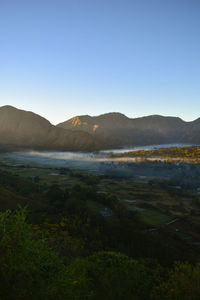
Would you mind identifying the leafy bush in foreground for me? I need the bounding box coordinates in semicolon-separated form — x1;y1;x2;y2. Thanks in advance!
0;207;200;300
153;262;200;300
65;252;161;300
0;207;67;299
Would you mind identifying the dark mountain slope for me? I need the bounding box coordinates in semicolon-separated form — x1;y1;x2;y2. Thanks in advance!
0;106;103;151
57;112;199;146
183;118;200;144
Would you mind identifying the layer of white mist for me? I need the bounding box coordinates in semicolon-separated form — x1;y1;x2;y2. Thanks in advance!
101;144;194;155
14;143;194;162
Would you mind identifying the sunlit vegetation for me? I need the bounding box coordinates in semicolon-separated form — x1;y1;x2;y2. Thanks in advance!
109;146;200;163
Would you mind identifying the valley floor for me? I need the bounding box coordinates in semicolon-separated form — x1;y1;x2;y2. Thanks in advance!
1;146;200;299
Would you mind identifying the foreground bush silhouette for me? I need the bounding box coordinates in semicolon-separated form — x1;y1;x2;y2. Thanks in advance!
153;262;200;300
65;252;160;300
0;207;200;300
0;207;159;300
0;208;68;299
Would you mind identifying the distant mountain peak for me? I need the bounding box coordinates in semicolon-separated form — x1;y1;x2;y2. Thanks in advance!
1;105;200;149
1;105;18;111
99;112;128;118
0;105;103;151
57;111;200;146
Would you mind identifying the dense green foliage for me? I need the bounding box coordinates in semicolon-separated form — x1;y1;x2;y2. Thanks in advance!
153;262;200;300
0;208;200;299
0;164;200;299
0;208;66;299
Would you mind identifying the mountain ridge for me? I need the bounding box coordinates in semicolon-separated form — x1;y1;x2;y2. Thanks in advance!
0;106;104;151
57;112;200;146
1;105;200;151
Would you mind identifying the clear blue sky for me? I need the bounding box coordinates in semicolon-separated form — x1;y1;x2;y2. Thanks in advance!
0;0;200;124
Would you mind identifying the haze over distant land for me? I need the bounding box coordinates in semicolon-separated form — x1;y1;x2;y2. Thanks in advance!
0;105;200;151
0;1;200;123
